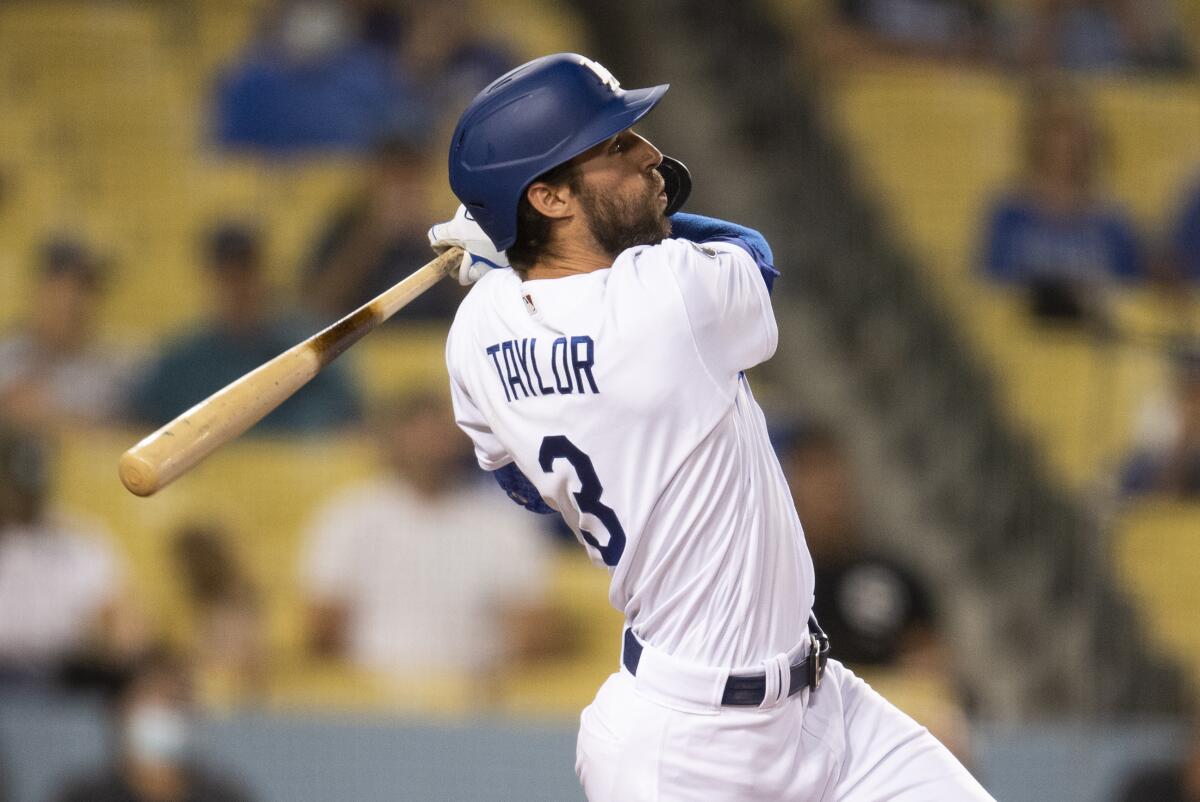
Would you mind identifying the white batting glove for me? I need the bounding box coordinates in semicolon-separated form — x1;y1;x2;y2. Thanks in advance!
427;204;510;285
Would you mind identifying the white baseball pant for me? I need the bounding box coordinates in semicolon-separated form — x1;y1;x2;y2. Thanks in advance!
575;649;995;801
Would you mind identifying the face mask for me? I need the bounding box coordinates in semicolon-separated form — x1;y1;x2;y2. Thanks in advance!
125;705;191;765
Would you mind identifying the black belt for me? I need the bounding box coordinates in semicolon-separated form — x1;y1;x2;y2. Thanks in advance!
621;617;831;707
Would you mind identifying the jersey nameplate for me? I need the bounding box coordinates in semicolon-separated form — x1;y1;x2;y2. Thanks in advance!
485;336;599;402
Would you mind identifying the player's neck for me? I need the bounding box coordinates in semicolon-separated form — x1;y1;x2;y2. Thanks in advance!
523;234;614;280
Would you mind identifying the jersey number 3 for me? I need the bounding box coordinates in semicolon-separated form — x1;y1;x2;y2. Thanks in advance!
539;435;626;567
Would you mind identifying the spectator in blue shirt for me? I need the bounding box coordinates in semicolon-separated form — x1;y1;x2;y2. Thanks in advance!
828;0;996;63
214;1;430;154
981;81;1141;322
129;222;361;433
399;1;515;113
1166;175;1200;283
1024;0;1191;74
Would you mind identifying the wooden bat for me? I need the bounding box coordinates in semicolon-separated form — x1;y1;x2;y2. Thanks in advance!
118;246;464;497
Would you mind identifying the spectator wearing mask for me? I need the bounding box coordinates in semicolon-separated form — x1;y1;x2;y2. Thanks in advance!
53;648;255;802
0;235;140;429
981;81;1141;323
130;221;361;433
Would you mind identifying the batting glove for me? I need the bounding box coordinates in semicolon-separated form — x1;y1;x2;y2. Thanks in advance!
427;204;510;285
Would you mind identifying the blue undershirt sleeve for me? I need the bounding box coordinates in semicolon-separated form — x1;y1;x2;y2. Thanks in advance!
668;212;780;293
492;463;556;514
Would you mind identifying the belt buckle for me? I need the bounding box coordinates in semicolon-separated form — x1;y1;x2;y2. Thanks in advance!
806;632;827;690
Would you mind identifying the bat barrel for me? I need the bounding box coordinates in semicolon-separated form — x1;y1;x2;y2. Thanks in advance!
118;347;321;496
117;247;462;497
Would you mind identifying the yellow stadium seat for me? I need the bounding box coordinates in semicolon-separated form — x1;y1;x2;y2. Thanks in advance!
349;327;454;409
498;551;625;717
830;66;1200;488
7;0;599;717
1114;501;1200;686
55;427;377;656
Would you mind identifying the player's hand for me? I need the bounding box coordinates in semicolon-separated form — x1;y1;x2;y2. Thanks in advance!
428;204;510;285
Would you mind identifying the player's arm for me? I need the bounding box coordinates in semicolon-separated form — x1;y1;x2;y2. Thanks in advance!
493;463;556;514
669;212;779;293
447;331;556;515
656;215;780;382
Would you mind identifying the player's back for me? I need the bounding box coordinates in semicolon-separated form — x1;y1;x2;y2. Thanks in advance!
446;238;814;668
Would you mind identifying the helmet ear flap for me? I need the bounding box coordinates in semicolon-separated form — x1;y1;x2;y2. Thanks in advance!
657;156;692;216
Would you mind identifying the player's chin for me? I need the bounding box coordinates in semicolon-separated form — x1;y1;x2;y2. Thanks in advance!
638;198;672;245
653;208;672;242
630;214;671;248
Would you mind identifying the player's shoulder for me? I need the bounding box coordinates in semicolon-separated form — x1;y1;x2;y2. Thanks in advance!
452;266;520;319
614;237;752;281
446;268;520;346
608;238;755;306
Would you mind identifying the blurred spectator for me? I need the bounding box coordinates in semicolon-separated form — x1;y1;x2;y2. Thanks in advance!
780;423;942;670
780;422;975;760
1115;724;1200;801
214;0;428;153
301;135;463;323
823;0;996;65
1023;0;1191;74
53;647;255;802
981;81;1141;323
0;423;143;690
0;235;141;429
171;524;266;706
129;221;361;433
299;390;562;685
1122;348;1200;497
399;0;515;112
1166;174;1200;283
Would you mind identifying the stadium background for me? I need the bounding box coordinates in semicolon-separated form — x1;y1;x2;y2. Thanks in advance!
0;0;1198;800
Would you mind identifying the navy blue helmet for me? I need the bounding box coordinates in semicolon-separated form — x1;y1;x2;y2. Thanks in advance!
448;53;670;251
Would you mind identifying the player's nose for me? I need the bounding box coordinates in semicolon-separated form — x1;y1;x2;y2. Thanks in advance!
632;132;662;172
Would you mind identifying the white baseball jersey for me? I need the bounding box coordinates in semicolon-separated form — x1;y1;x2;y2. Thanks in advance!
446;237;815;669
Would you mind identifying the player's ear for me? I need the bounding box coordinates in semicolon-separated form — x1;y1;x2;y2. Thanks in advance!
526;181;574;220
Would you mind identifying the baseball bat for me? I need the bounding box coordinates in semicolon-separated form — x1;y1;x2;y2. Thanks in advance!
118;246;464;497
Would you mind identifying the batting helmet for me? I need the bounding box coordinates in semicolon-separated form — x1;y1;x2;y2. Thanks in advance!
448;53;669;251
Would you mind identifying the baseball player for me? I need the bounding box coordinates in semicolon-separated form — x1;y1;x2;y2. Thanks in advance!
430;53;994;801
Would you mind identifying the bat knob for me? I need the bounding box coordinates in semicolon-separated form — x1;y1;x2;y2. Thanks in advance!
119;451;159;497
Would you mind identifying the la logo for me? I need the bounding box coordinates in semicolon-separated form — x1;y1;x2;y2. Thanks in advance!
580;57;621;93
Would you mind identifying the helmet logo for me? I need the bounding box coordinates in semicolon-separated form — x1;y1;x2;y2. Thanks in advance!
580;56;620;93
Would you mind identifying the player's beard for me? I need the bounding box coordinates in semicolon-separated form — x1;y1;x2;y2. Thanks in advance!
576;174;672;258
